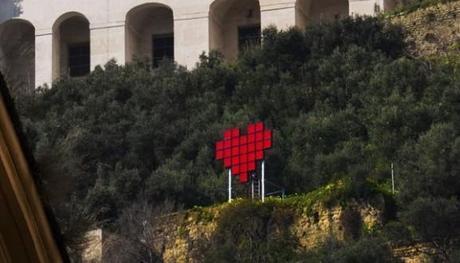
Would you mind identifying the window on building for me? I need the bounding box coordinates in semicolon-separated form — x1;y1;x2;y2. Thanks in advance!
238;25;261;52
68;43;90;77
152;34;174;67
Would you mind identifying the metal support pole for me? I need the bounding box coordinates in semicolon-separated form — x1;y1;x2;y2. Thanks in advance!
391;162;395;194
228;169;232;203
251;178;254;200
262;161;265;202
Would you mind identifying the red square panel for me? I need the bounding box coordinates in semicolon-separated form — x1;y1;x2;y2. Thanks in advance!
232;138;239;147
239;154;247;163
232;156;239;165
256;132;264;142
233;165;240;174
232;147;239;156
248;134;255;142
256;151;264;160
256;141;264;150
224;148;231;158
224;158;231;167
248;124;256;134
248;152;256;161
224;140;231;149
240;135;248;145
216;150;223;160
248;162;256;171
264;140;272;149
241;163;248;173
264;130;272;140
248;143;255;152
240;145;248;154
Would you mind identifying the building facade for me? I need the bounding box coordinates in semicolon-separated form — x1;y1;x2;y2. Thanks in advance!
0;0;397;89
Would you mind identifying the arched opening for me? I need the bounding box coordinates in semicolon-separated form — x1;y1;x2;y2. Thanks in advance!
52;12;90;80
296;0;349;29
0;19;35;92
209;0;261;61
125;4;174;67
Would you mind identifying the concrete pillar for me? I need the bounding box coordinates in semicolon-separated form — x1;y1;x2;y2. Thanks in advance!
260;0;297;31
35;31;53;88
174;13;209;69
90;22;126;70
349;0;380;16
374;0;397;12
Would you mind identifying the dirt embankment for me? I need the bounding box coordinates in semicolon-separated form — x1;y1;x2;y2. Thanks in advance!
390;1;460;57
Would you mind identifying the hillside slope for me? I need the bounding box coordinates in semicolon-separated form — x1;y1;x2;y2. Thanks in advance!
144;6;460;261
135;6;460;262
17;4;460;262
390;0;460;58
99;181;397;262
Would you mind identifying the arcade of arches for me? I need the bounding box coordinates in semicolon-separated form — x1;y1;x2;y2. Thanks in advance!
0;0;392;88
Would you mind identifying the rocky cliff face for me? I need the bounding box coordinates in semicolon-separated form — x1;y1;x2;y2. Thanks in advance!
147;197;386;262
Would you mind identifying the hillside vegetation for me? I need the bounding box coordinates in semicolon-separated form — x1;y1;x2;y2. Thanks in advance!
390;0;460;60
15;13;460;262
104;180;395;262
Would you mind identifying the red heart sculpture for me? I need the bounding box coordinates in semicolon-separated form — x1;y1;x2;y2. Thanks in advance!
215;122;272;183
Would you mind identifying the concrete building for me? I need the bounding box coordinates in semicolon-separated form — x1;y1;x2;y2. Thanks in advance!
0;0;397;89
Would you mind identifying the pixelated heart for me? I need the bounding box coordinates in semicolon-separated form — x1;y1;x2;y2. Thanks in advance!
215;122;272;183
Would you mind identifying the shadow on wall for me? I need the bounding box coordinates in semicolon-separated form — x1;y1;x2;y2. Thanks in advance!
0;0;23;23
